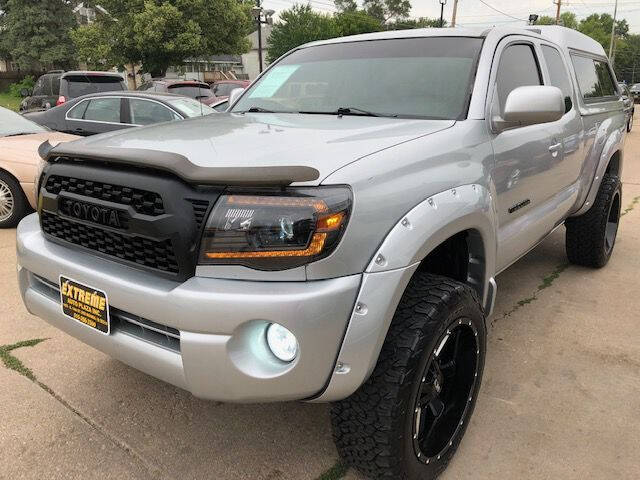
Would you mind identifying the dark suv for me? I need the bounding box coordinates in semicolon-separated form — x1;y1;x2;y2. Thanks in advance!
20;71;127;113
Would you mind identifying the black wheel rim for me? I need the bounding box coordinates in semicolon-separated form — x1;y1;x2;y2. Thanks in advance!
413;319;479;463
605;191;621;255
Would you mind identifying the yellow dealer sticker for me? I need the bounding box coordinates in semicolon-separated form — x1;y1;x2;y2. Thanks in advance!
59;276;110;334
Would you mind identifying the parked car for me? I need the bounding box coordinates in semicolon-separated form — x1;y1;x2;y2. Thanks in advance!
19;26;625;480
136;79;217;106
20;71;127;113
618;82;635;131
211;79;250;102
0;107;77;228
628;83;640;102
23;91;216;136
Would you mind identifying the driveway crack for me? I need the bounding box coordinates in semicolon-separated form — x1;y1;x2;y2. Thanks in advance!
0;338;169;480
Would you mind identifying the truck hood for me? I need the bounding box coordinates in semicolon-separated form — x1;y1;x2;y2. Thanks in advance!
45;113;455;185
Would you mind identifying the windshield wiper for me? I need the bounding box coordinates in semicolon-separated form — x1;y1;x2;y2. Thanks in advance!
3;132;33;138
299;107;398;118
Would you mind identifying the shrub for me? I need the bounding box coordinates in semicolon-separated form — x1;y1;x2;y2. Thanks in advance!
8;75;36;98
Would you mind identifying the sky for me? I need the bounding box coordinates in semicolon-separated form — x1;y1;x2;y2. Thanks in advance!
261;0;640;33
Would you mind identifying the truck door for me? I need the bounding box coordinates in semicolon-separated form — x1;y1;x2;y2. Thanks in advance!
490;38;580;271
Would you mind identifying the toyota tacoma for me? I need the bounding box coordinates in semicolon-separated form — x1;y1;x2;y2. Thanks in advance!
17;26;625;479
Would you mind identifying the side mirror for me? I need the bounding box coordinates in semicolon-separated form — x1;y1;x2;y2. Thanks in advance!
496;86;564;132
20;88;32;98
228;87;245;107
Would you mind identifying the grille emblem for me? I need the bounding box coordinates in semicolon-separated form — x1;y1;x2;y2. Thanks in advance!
61;198;122;229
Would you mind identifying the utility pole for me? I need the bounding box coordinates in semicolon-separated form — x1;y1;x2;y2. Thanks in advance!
609;0;619;63
251;1;274;75
451;0;459;28
439;0;447;28
554;0;561;24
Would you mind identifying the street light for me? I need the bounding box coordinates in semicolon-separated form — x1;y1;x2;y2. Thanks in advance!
253;3;274;74
439;0;447;28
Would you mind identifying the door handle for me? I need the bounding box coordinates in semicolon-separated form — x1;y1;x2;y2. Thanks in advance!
549;142;562;157
549;142;562;151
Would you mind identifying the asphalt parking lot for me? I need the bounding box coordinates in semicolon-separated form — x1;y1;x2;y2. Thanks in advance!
2;122;640;480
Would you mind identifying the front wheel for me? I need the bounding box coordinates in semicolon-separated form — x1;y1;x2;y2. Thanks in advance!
0;171;29;228
331;273;486;480
628;113;634;132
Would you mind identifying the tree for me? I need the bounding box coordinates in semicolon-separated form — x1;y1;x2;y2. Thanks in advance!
335;10;383;36
71;0;252;77
578;13;629;51
0;0;77;71
267;4;338;62
361;0;411;23
388;17;444;30
535;12;578;30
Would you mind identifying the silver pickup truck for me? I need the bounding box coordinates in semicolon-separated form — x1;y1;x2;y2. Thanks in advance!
17;25;625;480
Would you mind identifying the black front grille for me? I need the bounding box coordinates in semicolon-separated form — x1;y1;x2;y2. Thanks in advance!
188;199;210;230
39;161;222;280
41;211;179;274
45;175;165;216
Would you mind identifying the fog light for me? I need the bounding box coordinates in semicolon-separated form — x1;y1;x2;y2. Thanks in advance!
266;323;298;362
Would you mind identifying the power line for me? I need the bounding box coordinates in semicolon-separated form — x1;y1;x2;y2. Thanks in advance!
476;0;528;21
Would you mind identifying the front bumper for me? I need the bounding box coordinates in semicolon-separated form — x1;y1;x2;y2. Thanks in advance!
17;214;361;402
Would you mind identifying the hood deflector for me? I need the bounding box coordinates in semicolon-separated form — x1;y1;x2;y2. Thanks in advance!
38;140;320;186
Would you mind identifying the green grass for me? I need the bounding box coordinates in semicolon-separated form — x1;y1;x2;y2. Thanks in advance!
0;92;21;112
316;462;348;480
0;339;48;381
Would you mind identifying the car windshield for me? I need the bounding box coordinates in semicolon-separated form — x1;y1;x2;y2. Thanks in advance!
232;37;483;120
64;75;126;97
632;84;640;90
0;107;47;137
167;85;213;99
165;97;215;117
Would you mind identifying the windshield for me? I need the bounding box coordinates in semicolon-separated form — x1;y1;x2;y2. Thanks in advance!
0;108;47;137
232;37;483;119
166;97;215;117
168;85;213;99
64;75;126;97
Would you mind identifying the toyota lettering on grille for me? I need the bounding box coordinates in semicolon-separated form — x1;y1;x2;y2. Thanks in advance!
60;198;123;229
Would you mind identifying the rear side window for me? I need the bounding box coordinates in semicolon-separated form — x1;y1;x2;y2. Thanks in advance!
67;100;90;119
571;55;618;102
82;98;121;123
496;44;542;112
63;75;126;98
542;45;573;113
129;99;179;125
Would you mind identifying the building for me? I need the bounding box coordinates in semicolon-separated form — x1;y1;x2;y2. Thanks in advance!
242;25;273;80
167;55;246;82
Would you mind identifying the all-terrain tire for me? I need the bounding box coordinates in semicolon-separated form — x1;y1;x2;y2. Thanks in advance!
331;273;487;480
565;173;621;268
0;170;29;229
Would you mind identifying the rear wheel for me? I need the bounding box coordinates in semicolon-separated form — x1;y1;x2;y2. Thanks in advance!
331;273;486;480
0;171;29;228
566;173;621;268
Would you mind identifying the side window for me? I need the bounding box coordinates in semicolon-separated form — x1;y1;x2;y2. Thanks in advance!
51;75;61;96
129;99;179;125
542;46;573;113
571;55;618;102
32;76;46;96
496;44;542;113
67;100;90;119
595;60;617;97
82;98;121;123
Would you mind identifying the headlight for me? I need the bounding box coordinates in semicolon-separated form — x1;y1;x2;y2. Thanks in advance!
198;187;351;270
